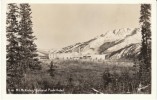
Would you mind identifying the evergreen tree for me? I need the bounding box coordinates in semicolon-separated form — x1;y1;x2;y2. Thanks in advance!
18;3;41;72
6;3;41;91
139;4;151;86
6;3;22;89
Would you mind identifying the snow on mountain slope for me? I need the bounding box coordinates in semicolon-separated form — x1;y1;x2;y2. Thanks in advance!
52;28;141;60
86;28;137;54
105;28;141;53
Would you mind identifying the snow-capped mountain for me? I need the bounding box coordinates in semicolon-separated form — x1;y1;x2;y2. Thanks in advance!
51;28;141;60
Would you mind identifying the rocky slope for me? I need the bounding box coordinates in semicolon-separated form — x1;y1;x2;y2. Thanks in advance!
51;28;141;60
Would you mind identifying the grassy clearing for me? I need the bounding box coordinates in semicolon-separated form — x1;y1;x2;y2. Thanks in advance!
13;59;150;94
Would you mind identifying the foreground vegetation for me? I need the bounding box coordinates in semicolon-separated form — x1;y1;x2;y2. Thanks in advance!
7;59;150;94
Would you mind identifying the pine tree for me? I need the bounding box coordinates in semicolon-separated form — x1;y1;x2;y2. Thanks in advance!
18;3;41;72
6;3;22;89
6;3;41;91
139;4;151;86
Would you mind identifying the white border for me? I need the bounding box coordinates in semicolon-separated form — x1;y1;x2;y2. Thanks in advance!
1;0;157;4
0;0;2;99
1;0;157;100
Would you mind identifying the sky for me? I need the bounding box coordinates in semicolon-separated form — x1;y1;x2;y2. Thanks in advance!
31;4;140;50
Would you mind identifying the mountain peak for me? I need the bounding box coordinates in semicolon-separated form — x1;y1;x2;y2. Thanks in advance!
50;28;141;60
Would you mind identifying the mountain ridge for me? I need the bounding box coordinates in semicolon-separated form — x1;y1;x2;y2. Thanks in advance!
48;28;141;60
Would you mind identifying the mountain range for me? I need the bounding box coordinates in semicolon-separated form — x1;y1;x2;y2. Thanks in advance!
40;28;142;60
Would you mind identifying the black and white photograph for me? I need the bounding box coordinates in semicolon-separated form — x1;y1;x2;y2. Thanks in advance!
1;0;157;99
5;3;153;94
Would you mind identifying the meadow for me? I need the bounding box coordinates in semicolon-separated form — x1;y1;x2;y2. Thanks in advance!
19;59;150;94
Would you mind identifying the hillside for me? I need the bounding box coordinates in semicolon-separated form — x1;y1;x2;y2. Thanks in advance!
50;28;141;60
